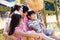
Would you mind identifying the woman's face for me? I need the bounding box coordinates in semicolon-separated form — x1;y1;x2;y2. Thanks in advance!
19;7;23;15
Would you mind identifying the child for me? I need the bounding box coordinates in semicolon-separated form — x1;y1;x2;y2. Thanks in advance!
22;5;29;31
27;10;54;36
27;11;44;33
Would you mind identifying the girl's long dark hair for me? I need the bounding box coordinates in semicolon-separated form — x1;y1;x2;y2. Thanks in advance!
8;14;22;35
23;5;29;13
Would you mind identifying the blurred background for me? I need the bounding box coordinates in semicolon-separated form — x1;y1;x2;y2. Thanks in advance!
0;0;60;40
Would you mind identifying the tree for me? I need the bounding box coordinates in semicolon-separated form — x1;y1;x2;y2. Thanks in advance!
27;0;44;11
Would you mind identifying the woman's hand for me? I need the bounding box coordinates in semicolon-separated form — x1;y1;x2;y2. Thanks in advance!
8;36;19;40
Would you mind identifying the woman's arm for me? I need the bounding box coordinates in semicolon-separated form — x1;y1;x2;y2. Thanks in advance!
3;26;9;38
14;31;55;40
14;31;39;38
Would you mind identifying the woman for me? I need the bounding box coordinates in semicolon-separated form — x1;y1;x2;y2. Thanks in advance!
3;4;23;40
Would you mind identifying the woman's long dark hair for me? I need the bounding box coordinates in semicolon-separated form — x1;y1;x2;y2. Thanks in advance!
10;5;21;15
8;14;22;35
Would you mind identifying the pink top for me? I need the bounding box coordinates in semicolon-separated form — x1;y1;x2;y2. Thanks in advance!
23;16;28;26
23;16;29;31
14;24;27;40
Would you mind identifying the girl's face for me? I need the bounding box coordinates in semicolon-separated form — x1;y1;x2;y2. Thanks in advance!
22;12;27;17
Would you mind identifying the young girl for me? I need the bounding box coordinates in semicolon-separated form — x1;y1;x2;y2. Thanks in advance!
22;5;29;31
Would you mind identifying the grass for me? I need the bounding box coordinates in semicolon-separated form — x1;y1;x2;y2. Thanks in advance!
0;34;5;40
0;30;5;40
